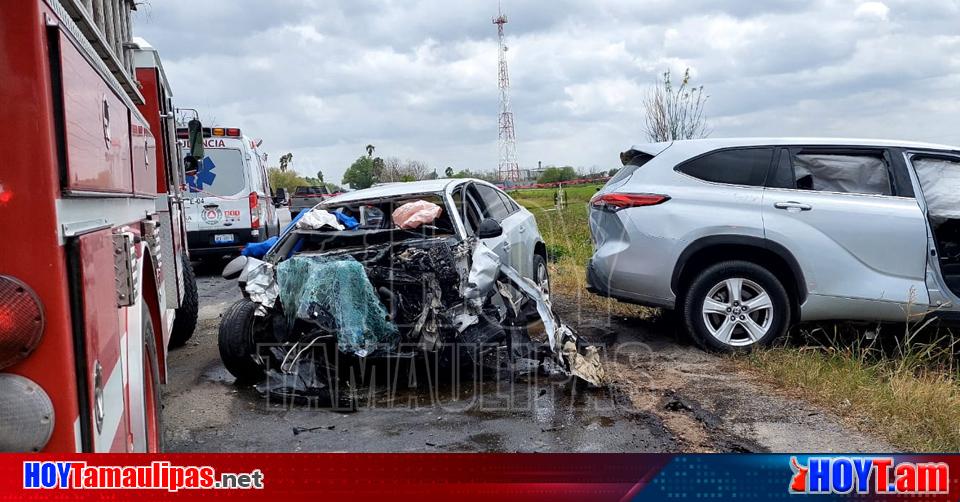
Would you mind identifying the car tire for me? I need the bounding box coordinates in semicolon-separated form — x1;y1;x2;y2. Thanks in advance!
682;260;790;353
532;253;550;299
169;251;199;348
218;299;267;383
141;302;164;452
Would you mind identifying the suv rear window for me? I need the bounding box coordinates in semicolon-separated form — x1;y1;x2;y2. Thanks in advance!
607;152;653;186
676;148;773;186
295;186;329;195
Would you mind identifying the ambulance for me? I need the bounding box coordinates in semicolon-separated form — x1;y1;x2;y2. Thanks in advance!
177;128;283;260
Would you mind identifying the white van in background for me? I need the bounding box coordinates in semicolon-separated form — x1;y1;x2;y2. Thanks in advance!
177;127;282;261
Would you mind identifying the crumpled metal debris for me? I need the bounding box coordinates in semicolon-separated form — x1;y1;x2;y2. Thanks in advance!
244;260;279;316
498;261;605;386
464;243;501;301
562;341;605;387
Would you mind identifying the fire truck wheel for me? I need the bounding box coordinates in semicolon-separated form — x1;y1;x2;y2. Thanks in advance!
142;303;164;452
218;299;267;383
169;252;199;348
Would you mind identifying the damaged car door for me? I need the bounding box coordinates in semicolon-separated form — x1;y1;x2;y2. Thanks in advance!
906;152;960;311
762;146;930;320
465;182;534;277
460;183;511;267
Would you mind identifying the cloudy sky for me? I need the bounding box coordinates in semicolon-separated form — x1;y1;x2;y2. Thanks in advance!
134;0;960;183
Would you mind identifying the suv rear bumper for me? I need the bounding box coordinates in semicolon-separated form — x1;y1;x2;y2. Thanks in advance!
188;229;264;258
586;259;675;310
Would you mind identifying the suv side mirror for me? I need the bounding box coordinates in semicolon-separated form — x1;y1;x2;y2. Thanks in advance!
477;218;503;239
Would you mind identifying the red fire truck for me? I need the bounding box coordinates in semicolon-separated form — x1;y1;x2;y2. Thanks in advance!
0;0;197;452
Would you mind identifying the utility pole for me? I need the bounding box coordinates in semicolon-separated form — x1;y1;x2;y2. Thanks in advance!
493;2;520;182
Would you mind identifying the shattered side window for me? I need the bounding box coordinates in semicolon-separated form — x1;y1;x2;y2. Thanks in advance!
473;184;510;221
452;187;473;235
461;188;483;234
359;206;384;228
792;154;892;195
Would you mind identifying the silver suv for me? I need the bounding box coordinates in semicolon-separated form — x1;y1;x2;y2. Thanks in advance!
587;138;960;351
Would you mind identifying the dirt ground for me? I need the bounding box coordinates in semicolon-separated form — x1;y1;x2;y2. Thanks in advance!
161;266;892;453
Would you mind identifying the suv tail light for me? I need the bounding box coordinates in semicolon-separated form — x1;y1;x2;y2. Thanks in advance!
590;193;670;212
249;192;261;229
0;276;44;370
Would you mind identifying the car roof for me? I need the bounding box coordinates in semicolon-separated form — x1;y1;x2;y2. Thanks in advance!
627;137;960;158
324;178;482;204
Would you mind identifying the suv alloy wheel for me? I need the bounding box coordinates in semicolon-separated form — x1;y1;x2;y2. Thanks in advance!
682;260;791;352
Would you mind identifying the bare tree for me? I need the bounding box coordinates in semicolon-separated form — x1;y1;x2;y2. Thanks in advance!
643;69;710;142
404;160;429;181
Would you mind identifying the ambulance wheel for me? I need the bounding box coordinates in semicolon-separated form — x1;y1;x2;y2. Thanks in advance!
219;299;267;383
169;252;199;348
141;302;164;452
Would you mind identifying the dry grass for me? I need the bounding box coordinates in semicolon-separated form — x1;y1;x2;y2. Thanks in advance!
742;326;960;452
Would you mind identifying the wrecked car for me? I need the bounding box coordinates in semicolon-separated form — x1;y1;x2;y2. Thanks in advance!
217;179;603;404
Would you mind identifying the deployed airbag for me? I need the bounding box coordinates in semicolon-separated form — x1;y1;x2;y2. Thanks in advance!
392;200;443;229
913;157;960;223
794;154;890;195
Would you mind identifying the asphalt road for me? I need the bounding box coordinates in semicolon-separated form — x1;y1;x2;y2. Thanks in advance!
161;259;893;453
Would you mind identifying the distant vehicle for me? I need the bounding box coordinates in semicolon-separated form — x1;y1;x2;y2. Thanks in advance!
0;1;195;452
177;128;284;261
290;185;332;217
588;138;960;352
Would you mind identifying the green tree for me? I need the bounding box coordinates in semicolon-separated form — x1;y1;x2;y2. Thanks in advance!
279;153;294;172
342;156;378;189
316;170;324;183
537;166;577;184
608;168;620;177
268;167;308;194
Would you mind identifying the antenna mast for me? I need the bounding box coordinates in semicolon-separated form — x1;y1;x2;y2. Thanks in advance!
493;2;521;182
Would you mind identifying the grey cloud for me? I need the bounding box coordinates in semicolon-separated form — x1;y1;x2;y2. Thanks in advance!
134;0;960;182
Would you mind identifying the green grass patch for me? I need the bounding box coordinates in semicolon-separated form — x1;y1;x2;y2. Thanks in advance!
509;184;651;317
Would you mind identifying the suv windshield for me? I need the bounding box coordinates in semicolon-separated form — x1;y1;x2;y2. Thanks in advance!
186;148;245;197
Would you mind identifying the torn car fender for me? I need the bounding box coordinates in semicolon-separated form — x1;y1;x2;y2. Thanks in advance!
243;259;280;315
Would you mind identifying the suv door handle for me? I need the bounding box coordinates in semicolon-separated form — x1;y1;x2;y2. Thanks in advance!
774;201;812;211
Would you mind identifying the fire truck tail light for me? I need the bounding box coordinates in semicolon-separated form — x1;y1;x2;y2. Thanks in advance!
0;276;44;370
249;192;261;229
0;373;54;452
